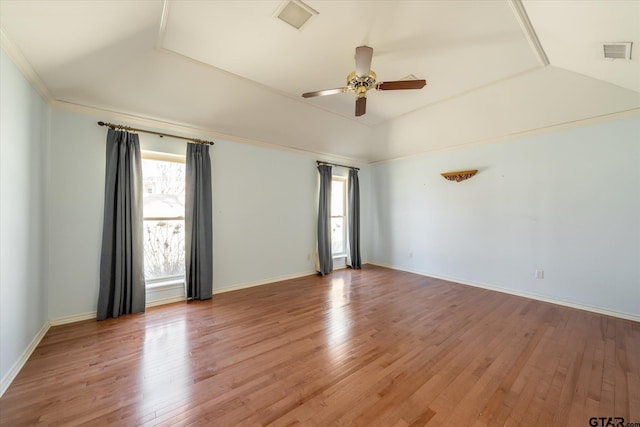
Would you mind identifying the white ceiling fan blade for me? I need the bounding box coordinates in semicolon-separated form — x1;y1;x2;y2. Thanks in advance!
355;46;373;77
302;87;348;98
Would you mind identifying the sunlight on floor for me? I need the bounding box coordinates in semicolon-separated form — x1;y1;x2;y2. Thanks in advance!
139;319;192;415
326;276;353;363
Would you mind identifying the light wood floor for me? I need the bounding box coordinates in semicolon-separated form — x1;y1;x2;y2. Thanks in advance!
1;266;638;426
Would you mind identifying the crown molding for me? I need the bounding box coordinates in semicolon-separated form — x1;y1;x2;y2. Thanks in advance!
152;1;372;129
2;19;364;166
155;0;170;50
382;65;543;126
369;107;640;166
0;27;54;105
52;99;367;167
508;0;550;67
36;99;640;169
156;46;375;128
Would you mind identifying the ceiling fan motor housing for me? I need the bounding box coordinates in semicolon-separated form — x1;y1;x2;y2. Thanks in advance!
347;70;376;97
300;45;426;116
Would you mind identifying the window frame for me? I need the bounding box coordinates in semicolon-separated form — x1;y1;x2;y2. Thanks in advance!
141;151;187;286
331;176;347;259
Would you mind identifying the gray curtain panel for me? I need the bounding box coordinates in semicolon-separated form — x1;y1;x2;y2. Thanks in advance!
185;143;213;300
317;164;333;275
348;169;362;269
97;129;146;320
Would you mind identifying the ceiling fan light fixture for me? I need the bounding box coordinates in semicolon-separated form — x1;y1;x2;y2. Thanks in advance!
347;70;377;92
301;46;427;117
274;0;318;30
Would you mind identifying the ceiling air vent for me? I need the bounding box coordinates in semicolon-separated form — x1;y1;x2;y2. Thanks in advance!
274;0;318;30
602;42;632;60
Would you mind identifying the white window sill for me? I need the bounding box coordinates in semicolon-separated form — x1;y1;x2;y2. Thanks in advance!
333;254;347;260
146;278;184;290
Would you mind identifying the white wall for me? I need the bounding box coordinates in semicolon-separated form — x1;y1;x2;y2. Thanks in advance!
47;109;106;319
367;117;640;318
368;67;640;162
212;139;318;288
0;49;49;384
46;108;639;321
47;110;194;318
358;167;371;265
47;108;331;319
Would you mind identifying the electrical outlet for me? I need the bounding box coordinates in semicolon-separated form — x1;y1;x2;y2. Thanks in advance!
534;269;544;279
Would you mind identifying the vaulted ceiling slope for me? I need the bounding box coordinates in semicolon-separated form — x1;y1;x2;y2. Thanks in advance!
1;0;638;163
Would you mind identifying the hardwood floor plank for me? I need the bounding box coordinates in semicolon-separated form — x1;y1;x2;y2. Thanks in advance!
1;266;638;426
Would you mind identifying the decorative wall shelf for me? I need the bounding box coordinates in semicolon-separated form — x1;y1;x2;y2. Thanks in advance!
441;169;478;182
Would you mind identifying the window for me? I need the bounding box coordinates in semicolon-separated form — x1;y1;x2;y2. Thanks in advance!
331;177;347;257
141;152;186;283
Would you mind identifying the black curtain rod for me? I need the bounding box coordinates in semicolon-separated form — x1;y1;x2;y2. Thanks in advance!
316;160;359;171
97;121;214;146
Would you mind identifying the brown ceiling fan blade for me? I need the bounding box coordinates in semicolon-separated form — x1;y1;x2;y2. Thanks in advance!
302;87;348;98
355;97;367;117
376;80;427;90
355;46;373;77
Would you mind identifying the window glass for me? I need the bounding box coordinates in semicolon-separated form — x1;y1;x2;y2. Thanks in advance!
142;157;186;282
331;217;345;255
331;178;346;257
331;180;344;217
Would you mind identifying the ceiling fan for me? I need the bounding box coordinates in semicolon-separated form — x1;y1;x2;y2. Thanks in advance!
302;45;427;117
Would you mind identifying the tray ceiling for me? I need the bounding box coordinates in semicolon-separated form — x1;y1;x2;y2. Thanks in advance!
1;0;638;163
160;0;540;126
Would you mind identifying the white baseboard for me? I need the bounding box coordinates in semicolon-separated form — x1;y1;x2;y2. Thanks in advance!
0;267;343;398
209;264;361;296
146;295;185;308
213;270;317;295
0;321;50;398
47;271;318;324
49;312;96;326
20;263;628;399
48;295;188;324
367;262;640;323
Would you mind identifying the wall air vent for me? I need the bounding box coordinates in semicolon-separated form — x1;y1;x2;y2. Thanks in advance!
274;0;318;30
602;42;632;60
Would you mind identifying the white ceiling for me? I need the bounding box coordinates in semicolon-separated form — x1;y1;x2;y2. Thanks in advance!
523;0;640;93
162;0;539;126
1;0;638;163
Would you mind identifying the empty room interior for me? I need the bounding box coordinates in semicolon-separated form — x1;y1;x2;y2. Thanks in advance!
1;0;639;425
